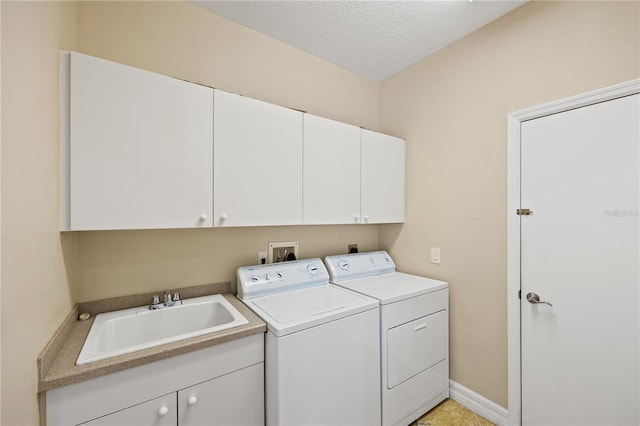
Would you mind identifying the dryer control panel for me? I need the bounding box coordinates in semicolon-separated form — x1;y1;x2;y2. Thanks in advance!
325;250;396;282
237;258;328;300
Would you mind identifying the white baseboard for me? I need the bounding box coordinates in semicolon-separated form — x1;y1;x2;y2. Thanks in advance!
449;380;509;426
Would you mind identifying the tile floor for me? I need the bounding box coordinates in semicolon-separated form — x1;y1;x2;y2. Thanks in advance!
410;399;494;426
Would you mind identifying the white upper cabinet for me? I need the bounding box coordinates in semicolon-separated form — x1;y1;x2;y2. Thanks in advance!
303;114;361;224
361;129;405;224
61;52;404;230
213;90;303;227
66;52;213;231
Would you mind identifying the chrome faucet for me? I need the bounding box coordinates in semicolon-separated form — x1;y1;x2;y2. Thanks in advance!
149;291;182;310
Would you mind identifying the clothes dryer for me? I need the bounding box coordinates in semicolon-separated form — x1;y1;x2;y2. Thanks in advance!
237;258;381;426
325;251;449;426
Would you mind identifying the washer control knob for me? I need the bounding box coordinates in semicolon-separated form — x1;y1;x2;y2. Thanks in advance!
369;257;376;265
265;273;271;281
276;272;283;278
251;276;258;282
307;264;319;275
339;260;349;271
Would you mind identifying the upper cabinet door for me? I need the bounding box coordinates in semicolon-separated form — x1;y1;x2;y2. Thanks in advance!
361;129;405;224
213;90;303;227
69;52;213;230
303;114;361;224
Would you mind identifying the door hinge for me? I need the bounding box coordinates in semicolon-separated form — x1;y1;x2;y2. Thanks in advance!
516;208;532;216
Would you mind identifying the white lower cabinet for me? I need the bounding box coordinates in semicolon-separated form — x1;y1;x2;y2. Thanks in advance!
46;334;264;426
178;363;263;425
80;393;177;426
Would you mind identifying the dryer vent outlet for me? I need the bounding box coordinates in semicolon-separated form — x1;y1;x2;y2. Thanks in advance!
268;241;299;263
348;244;358;254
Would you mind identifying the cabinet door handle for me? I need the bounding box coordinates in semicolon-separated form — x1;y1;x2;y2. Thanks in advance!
199;214;207;222
354;215;360;223
158;406;169;417
364;215;370;223
188;395;198;406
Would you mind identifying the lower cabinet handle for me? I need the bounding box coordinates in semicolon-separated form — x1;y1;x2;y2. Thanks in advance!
158;406;169;417
414;323;427;332
188;396;198;406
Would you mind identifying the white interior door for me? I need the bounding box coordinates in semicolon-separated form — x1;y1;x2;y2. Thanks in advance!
520;94;639;425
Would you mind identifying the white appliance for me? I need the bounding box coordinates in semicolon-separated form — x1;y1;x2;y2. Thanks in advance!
237;258;381;426
325;251;449;426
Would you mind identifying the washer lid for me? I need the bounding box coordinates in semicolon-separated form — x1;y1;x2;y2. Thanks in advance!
246;284;377;336
333;271;448;305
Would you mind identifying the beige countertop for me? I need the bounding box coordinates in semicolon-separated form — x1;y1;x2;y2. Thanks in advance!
38;283;266;393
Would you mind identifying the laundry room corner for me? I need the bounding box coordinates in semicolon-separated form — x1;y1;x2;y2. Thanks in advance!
379;0;639;411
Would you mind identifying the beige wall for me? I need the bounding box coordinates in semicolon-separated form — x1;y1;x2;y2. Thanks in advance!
1;1;78;425
379;0;640;408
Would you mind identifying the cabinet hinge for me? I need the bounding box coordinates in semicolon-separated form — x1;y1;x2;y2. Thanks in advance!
516;208;532;216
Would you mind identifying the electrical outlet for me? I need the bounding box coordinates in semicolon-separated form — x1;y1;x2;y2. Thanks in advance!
268;241;299;263
258;251;267;264
348;244;358;253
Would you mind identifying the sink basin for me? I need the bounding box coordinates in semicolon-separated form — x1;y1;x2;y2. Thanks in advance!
76;294;248;365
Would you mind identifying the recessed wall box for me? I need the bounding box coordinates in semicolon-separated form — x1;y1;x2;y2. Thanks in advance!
268;241;299;263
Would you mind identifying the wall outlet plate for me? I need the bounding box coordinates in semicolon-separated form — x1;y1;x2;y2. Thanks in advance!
268;241;299;263
430;247;441;264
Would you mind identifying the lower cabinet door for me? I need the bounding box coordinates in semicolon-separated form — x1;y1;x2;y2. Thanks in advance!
80;393;177;426
178;362;264;426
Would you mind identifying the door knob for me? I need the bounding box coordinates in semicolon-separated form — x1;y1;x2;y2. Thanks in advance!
526;292;553;307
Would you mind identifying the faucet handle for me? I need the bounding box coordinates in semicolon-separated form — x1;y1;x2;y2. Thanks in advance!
152;295;160;305
164;292;172;304
173;292;181;302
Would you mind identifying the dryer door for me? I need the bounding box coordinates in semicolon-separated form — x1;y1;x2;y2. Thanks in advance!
387;310;447;389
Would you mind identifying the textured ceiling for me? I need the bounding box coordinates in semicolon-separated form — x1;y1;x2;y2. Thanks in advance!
192;1;527;82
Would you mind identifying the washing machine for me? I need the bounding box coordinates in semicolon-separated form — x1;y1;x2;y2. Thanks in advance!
324;251;449;426
237;258;381;426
